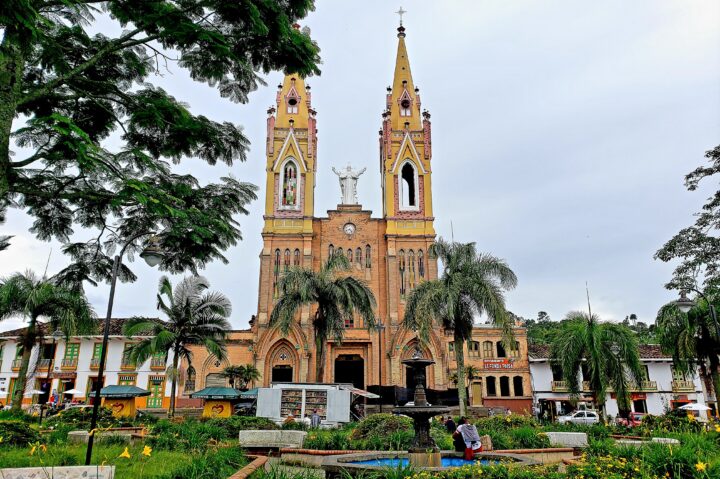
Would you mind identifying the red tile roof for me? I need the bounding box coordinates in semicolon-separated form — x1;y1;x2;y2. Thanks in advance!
528;343;669;359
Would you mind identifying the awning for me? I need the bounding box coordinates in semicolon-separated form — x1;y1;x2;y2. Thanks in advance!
100;385;151;398
240;388;258;398
190;387;243;400
340;386;380;399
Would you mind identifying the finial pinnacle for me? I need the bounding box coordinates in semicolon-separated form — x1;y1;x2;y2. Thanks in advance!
395;6;407;27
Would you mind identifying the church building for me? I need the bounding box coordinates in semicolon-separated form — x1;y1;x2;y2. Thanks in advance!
180;23;532;412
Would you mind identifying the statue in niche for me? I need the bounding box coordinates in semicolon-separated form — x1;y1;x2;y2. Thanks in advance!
332;163;366;205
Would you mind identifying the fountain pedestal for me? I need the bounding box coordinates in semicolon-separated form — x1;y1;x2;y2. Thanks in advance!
393;350;450;466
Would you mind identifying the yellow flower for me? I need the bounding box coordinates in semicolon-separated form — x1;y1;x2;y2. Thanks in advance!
29;446;36;456
687;413;696;421
696;462;708;472
142;445;152;457
119;447;131;459
715;424;720;433
39;444;47;453
0;437;3;443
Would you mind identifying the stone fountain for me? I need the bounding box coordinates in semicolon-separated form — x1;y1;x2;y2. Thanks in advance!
393;349;450;467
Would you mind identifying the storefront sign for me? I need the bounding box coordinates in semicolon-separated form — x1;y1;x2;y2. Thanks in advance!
52;372;77;379
483;359;513;369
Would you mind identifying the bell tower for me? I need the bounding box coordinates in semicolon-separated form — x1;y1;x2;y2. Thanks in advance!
256;72;318;327
380;23;437;326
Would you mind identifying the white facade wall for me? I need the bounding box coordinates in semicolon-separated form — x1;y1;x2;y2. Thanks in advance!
0;334;174;405
530;358;708;419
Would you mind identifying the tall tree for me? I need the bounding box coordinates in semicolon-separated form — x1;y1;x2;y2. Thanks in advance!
656;298;720;411
123;275;231;417
221;364;260;390
0;270;94;410
550;311;644;419
270;253;377;383
1;1;321;283
403;239;518;416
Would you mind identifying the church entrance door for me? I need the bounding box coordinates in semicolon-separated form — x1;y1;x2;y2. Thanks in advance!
272;365;293;383
334;354;364;389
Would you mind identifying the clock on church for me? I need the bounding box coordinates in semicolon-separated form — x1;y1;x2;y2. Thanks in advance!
343;223;356;235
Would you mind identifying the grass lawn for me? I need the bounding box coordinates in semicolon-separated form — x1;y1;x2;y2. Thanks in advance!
0;443;240;478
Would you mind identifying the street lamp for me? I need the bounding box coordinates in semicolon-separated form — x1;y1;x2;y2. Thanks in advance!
85;236;164;466
674;291;720;339
376;320;386;413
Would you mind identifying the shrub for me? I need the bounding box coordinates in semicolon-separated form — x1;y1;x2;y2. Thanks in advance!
43;406;121;430
0;409;35;422
349;414;413;441
149;418;230;452
0;420;41;446
509;426;551;449
281;421;308;431
304;428;351;450
204;416;278;437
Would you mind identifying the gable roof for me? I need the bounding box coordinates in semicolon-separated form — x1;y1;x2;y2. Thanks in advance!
0;318;163;338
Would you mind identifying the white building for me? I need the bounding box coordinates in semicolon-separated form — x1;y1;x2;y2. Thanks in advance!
529;344;712;420
0;319;174;409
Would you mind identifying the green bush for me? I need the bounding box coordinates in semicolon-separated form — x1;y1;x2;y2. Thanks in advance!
0;420;41;446
0;409;35;422
303;428;351;450
43;406;129;430
204;416;278;437
170;446;247;479
281;421;308;431
349;414;413;441
149;418;230;452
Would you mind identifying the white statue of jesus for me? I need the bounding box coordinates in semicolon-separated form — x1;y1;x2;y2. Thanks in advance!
332;163;366;205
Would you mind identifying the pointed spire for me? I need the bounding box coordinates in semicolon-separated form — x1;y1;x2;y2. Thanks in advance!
389;23;421;130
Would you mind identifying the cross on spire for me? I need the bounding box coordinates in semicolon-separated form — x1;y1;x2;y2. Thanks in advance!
395;6;407;26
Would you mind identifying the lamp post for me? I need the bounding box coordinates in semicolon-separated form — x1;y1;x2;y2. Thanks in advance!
675;291;720;340
377;320;385;413
85;236;163;466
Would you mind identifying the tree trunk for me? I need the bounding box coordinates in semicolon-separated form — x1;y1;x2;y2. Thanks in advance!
168;353;179;418
315;334;325;383
0;31;25;199
12;319;37;411
454;335;467;417
710;356;720;419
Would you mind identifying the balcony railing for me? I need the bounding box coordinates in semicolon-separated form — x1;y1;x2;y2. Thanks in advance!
638;380;658;391
672;380;695;392
37;359;53;370
150;357;166;370
120;360;136;370
90;358;100;370
61;358;78;369
551;381;592;392
11;359;22;371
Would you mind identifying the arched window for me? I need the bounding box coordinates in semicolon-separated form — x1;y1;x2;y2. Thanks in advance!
294;249;300;266
284;249;291;271
510;341;520;358
482;341;494;358
468;341;480;357
408;250;416;290
418;250;425;278
287;87;299;114
399;92;412;117
496;341;506;358
355;248;362;264
329;244;334;257
281;161;299;207
400;162;417;209
185;366;196;392
513;376;524;397
273;249;281;298
365;245;371;268
500;376;511;397
347;248;353;263
398;250;406;298
486;376;497;397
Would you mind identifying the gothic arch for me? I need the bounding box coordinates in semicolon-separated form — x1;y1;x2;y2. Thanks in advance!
389;326;444;362
265;339;299;384
198;354;231;389
254;321;309;359
399;161;419;209
278;157;302;209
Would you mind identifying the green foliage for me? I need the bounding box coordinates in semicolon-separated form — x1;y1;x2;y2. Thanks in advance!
270;252;377;382
221;364;261;390
349;414;413;442
124;275;232;416
281;421;309;431
43;406;131;430
149;418;229;452
252;464;323;479
169;446;247;479
0;420;41;446
637;410;704;435
303;428;352;450
550;311;644;416
403;238;518;415
204;416;278;437
1;0;322;282
0;409;34;422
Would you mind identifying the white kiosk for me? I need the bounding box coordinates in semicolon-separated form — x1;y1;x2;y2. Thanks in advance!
256;383;354;426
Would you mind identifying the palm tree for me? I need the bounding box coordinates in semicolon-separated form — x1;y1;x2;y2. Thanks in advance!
123;275;231;417
221;364;261;390
403;239;518;416
270;253;377;383
550;311;644;419
0;270;95;410
656;297;720;410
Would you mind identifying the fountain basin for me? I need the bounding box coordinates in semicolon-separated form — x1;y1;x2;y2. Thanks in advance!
322;451;539;477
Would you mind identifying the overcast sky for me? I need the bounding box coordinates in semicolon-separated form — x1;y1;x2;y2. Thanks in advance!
2;0;719;332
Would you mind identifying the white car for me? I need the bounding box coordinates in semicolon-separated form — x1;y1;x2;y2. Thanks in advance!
557;410;600;425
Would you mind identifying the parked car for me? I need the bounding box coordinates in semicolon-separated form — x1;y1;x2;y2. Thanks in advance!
616;412;647;427
557;410;600;425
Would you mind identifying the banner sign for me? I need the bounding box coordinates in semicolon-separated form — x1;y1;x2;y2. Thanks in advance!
483;359;514;369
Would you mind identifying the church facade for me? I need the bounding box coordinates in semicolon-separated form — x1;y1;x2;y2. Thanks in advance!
179;25;532;412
